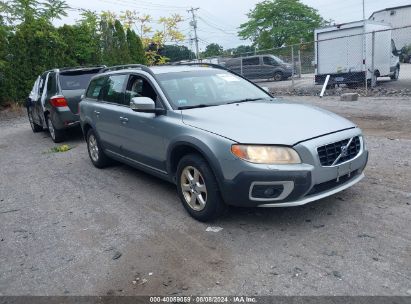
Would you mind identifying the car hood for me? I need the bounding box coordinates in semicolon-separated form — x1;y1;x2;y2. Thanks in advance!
181;100;356;145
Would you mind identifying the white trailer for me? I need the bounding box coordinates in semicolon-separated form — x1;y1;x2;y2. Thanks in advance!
315;20;400;87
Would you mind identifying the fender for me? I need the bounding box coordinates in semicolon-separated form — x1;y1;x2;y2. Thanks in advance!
166;135;226;186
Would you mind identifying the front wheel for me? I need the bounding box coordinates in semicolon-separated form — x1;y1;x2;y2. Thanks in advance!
390;67;399;81
176;154;227;222
27;108;42;133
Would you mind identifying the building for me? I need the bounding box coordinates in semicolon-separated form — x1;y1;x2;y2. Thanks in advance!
369;5;411;50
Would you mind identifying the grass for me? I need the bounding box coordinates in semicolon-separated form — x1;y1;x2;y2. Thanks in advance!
48;145;73;153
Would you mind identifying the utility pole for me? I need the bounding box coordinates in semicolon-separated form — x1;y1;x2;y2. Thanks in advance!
188;7;200;60
362;0;365;20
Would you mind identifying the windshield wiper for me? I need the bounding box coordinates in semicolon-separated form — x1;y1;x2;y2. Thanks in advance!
178;104;219;110
225;98;264;105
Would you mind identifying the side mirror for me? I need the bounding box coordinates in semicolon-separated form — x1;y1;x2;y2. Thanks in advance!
25;98;32;108
130;97;166;115
81;94;85;100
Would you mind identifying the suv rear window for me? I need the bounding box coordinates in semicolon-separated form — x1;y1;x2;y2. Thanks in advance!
60;72;100;90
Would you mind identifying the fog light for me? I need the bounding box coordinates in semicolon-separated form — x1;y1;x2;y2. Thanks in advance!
252;185;284;199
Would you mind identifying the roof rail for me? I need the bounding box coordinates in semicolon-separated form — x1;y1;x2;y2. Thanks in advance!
58;65;106;72
102;64;154;75
171;62;228;71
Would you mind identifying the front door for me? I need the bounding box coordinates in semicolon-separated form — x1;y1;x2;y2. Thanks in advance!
119;74;167;173
242;56;262;79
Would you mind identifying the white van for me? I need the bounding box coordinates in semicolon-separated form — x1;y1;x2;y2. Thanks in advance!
314;20;400;87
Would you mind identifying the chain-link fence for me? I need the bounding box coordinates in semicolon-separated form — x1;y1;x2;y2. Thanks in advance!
186;22;411;97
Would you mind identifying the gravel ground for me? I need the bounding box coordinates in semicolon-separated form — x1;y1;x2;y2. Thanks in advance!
256;63;411;97
0;97;410;296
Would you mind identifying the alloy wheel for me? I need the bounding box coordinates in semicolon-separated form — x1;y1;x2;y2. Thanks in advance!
47;118;55;140
180;166;207;211
28;110;35;131
88;134;99;162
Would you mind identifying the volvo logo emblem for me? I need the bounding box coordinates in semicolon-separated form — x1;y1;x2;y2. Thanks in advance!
340;145;349;157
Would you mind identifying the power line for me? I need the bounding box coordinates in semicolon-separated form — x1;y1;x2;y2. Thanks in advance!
197;16;237;35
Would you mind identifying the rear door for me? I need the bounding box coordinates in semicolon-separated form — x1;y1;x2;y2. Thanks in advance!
59;69;102;114
89;74;128;153
317;27;364;75
261;56;279;78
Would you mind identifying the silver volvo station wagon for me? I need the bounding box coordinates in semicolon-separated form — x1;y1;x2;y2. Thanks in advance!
79;64;368;222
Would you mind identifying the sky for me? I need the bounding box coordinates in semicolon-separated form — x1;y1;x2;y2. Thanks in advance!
58;0;411;50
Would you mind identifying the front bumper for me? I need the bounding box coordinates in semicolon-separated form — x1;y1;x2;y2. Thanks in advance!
218;129;368;207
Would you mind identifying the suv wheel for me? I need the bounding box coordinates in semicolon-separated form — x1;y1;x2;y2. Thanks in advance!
47;116;65;143
273;71;283;81
390;67;399;81
86;129;110;168
177;154;227;222
27;108;42;133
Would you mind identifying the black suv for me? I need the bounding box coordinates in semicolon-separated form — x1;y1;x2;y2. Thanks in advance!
27;66;105;142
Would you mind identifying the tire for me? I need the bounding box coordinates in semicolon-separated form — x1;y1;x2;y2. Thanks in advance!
46;116;65;143
176;154;227;222
390;67;399;81
273;71;283;81
86;129;110;169
27;108;43;133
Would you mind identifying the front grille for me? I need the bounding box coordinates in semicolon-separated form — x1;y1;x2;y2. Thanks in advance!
317;136;361;166
307;170;359;196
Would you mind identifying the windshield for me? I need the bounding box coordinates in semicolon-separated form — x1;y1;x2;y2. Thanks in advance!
157;70;270;109
60;72;100;91
272;56;285;64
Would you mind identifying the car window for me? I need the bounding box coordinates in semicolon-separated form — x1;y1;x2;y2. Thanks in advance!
60;72;100;90
243;57;260;66
46;73;57;97
157;70;270;109
39;74;47;96
86;77;107;100
126;75;161;107
263;57;278;66
100;75;127;105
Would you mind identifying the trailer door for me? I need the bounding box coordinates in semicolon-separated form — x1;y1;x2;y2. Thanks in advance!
317;27;364;75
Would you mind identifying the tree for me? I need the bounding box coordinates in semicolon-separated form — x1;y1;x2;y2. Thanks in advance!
113;19;131;64
6;17;66;101
126;28;147;64
202;43;224;58
0;15;9;104
239;0;326;49
224;45;255;56
159;45;195;62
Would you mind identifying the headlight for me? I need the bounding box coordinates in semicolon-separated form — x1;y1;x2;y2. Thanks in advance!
231;145;301;164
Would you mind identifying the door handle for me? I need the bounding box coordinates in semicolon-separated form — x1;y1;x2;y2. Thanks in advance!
94;110;101;116
119;117;129;124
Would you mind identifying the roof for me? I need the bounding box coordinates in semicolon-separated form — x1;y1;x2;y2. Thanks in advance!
370;4;411;18
315;20;390;32
150;65;217;75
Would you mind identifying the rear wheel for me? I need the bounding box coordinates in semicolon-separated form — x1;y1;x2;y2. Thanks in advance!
273;71;283;81
86;129;110;168
47;116;65;143
27;108;42;133
176;154;227;222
